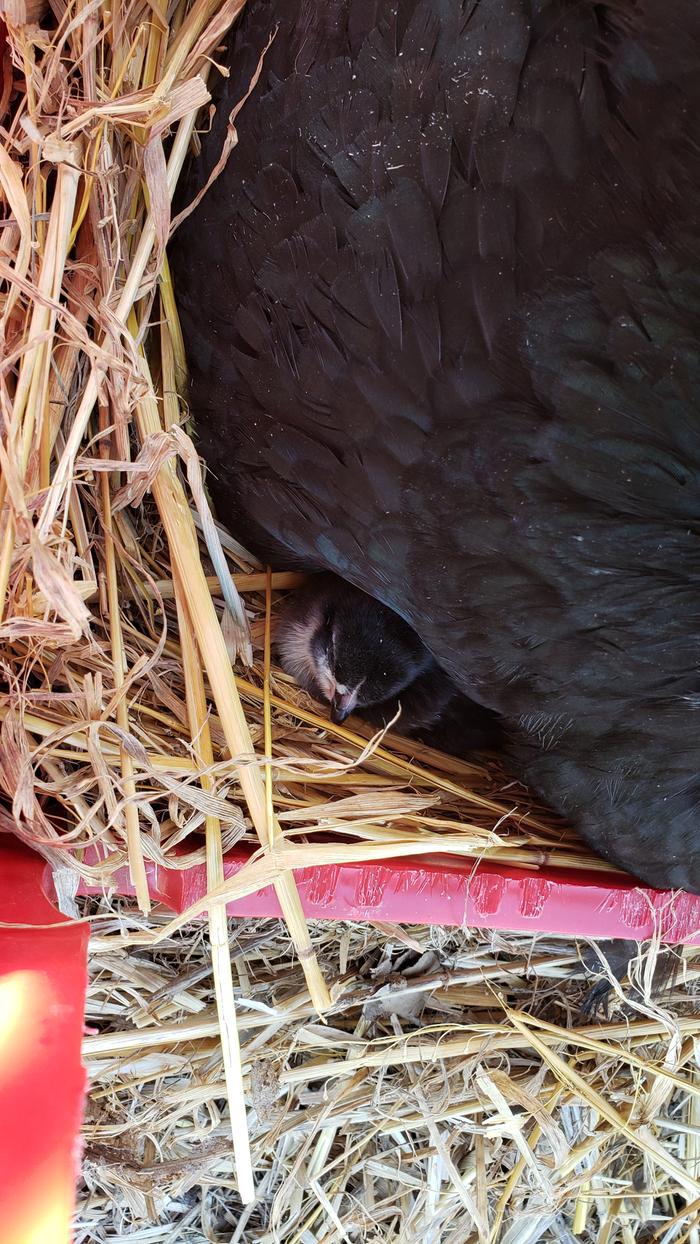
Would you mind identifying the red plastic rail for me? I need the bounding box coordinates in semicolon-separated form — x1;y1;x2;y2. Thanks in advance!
1;839;698;1244
0;840;89;1244
81;849;700;945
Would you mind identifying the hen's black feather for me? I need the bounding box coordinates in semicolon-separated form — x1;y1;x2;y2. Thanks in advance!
171;0;700;894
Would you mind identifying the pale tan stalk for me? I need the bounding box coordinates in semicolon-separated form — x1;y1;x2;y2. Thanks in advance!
165;304;255;1201
174;568;255;1201
99;405;150;913
139;309;328;1010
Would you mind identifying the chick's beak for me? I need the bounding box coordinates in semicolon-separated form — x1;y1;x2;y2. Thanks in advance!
330;688;359;725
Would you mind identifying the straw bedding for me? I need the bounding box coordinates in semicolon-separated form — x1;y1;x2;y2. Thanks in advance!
79;905;700;1243
0;0;699;1239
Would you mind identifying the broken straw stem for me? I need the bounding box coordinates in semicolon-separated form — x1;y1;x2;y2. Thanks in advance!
99;402;150;914
175;567;255;1203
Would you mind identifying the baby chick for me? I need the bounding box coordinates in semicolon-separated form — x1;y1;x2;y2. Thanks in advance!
276;574;501;756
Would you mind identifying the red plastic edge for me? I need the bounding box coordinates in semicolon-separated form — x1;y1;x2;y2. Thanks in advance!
80;849;700;945
0;841;89;1244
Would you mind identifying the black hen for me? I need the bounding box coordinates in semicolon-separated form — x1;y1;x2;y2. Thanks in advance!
171;0;700;894
276;573;501;752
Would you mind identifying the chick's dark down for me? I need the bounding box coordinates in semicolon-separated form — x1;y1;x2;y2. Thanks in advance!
171;0;700;893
